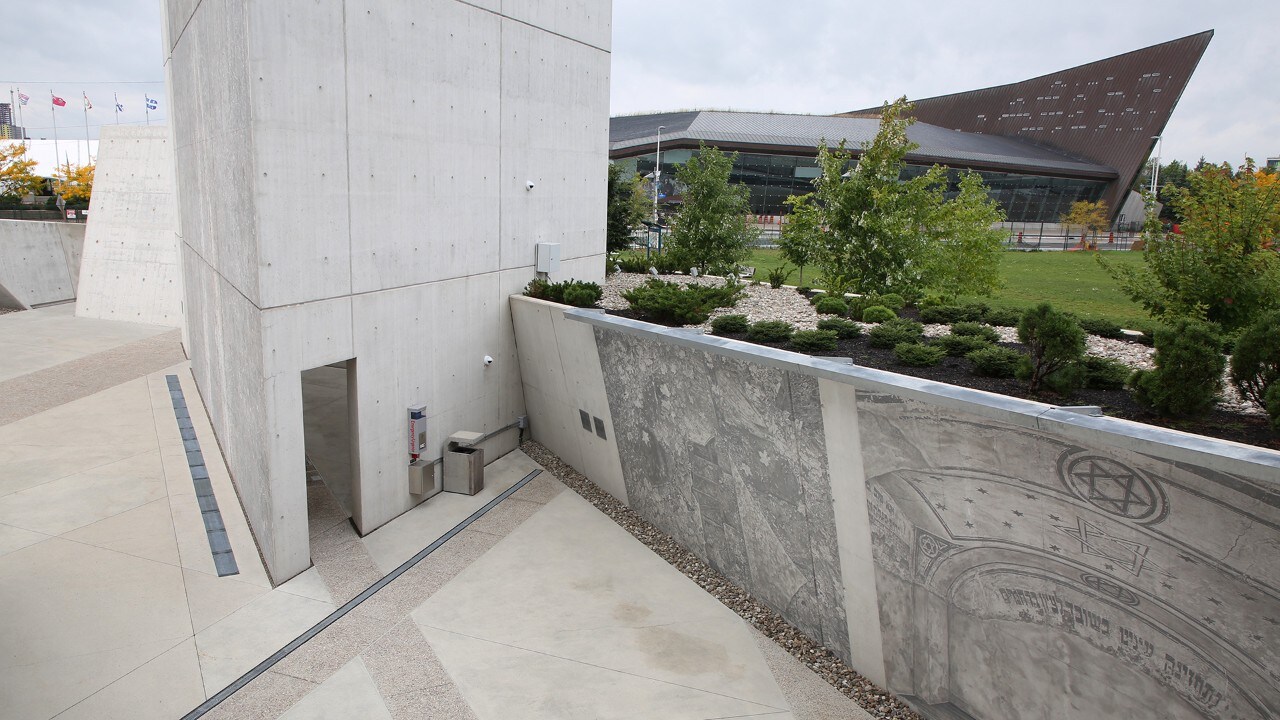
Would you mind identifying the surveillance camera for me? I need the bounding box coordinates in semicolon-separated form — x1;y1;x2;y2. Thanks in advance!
526;180;535;190
483;355;494;367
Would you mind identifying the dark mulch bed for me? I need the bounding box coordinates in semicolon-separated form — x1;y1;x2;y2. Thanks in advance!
604;309;1278;452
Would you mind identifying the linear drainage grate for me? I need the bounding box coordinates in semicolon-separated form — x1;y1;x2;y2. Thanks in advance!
166;375;239;577
181;467;543;720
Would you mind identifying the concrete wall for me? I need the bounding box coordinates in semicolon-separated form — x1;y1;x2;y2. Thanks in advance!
75;125;182;327
0;220;83;309
164;0;611;582
511;296;1280;720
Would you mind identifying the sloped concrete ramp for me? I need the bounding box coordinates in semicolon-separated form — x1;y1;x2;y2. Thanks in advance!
0;220;83;309
75;125;182;327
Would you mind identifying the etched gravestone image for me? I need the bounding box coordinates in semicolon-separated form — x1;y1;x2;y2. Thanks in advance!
857;390;1279;720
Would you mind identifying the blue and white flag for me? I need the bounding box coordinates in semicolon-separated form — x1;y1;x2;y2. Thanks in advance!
145;95;158;111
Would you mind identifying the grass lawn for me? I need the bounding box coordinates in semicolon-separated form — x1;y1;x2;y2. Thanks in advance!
744;248;1152;328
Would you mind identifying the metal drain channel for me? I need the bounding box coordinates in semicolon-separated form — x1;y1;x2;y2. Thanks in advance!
181;467;542;720
166;375;238;577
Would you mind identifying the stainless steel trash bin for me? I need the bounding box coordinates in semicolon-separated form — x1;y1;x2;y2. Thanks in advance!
443;431;484;495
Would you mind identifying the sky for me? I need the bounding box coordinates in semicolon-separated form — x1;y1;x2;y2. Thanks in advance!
2;0;1276;173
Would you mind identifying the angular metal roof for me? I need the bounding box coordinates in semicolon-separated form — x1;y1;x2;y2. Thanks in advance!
609;110;1117;178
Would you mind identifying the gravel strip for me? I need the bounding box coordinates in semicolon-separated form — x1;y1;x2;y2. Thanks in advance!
602;273;1265;416
520;439;922;720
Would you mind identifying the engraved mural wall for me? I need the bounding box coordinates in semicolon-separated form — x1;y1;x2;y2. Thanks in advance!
594;326;851;660
515;303;1280;720
857;390;1280;720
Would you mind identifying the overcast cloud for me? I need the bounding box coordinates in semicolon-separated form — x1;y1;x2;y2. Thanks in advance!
2;1;1275;171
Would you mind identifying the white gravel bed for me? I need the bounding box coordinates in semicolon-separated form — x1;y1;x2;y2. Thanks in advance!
602;273;1267;416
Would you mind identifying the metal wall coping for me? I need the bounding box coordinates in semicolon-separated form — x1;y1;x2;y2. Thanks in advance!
558;303;1280;481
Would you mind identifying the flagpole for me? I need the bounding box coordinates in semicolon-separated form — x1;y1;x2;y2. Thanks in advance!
145;97;150;126
15;88;28;157
114;92;119;125
82;93;91;164
50;90;60;175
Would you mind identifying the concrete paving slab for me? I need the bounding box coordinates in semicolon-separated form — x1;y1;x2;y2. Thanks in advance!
194;588;337;697
0;522;48;558
359;448;543;574
276;567;335;604
61;496;180;566
0;304;170;382
278;657;392;720
183;568;273;634
412;490;790;717
54;638;206;720
0;449;167;535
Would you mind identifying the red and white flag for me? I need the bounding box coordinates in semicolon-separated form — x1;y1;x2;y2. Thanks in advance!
51;94;66;107
83;93;92;110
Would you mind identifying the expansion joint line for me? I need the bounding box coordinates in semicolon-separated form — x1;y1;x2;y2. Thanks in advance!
180;468;543;719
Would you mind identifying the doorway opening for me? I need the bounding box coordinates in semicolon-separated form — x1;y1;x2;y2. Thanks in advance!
301;359;360;541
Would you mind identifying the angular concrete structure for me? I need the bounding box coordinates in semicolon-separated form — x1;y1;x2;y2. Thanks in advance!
0;220;83;309
163;0;610;582
75;125;182;327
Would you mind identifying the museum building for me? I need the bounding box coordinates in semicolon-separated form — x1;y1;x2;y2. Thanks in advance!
610;31;1213;225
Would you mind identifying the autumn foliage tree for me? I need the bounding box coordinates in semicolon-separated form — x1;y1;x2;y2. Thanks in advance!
1102;159;1280;333
53;162;95;205
0;145;42;201
1060;200;1109;243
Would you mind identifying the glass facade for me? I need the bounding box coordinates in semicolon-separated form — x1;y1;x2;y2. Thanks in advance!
614;150;1108;223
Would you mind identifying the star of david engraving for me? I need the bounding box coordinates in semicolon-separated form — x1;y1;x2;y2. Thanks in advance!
1056;516;1170;578
1070;458;1152;516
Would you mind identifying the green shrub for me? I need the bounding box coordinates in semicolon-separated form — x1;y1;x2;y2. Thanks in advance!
967;346;1025;378
984;308;1022;327
894;342;947;367
950;322;1000;344
1040;362;1087;395
523;278;602;307
918;292;956;309
861;305;897;323
877;293;906;310
868;318;925;348
817;317;861;339
845;295;872;319
933;333;993;357
1265;383;1280;431
1015;303;1086;392
1229;310;1280;408
796;285;812;296
622;279;743;325
747;320;795;343
815;296;849;316
919;304;986;324
791;329;839;352
710;314;750;335
561;282;603;308
767;266;789;289
1131;319;1225;418
1079;355;1132;390
1077;316;1125;339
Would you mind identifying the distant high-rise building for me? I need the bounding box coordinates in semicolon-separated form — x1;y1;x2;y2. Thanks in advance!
0;103;28;140
1267;156;1279;172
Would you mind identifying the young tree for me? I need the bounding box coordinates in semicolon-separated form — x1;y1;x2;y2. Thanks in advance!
664;143;757;272
807;97;1005;297
1060;199;1109;244
0;145;42;201
606;162;648;253
778;193;822;284
923;172;1007;296
1102;159;1280;333
53;162;95;205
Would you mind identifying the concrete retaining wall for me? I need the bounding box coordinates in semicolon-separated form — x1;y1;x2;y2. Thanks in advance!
75;125;182;327
511;295;1280;720
0;220;83;309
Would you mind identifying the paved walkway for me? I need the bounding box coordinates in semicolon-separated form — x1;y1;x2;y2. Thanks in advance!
0;308;870;720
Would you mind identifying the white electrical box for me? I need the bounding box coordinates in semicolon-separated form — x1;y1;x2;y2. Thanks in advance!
535;243;561;273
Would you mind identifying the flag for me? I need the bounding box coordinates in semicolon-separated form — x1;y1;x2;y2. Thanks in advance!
145;95;158;111
52;95;66;107
116;101;124;112
17;92;29;106
83;93;92;110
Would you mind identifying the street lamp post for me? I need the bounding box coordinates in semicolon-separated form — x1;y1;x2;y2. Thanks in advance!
1149;135;1163;198
653;125;664;224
